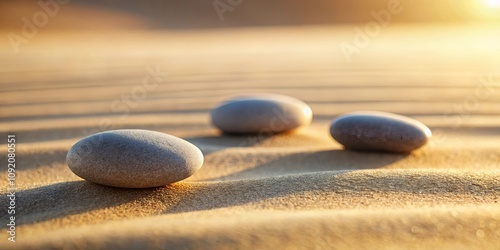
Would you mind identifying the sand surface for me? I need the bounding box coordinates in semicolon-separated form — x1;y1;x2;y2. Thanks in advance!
1;24;500;249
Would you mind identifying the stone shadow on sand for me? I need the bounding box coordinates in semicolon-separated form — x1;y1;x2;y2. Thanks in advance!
4;168;498;225
200;149;409;181
184;133;280;155
160;169;499;215
0;181;160;227
185;134;272;148
184;129;332;155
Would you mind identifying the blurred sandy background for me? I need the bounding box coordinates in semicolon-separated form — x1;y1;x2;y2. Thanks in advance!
1;0;500;30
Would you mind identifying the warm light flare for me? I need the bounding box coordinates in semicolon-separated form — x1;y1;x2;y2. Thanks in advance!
473;0;500;21
485;0;500;8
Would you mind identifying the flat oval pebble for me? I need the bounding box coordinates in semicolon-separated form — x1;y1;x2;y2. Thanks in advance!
329;111;432;153
211;94;313;134
66;129;204;188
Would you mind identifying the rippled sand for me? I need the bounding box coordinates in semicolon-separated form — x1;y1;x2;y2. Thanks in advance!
1;24;500;249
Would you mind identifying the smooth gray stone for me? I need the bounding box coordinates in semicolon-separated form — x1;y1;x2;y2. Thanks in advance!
210;94;313;134
66;129;204;188
329;111;432;153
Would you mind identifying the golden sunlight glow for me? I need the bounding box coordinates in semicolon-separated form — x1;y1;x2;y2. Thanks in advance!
472;0;500;21
485;0;500;7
